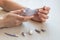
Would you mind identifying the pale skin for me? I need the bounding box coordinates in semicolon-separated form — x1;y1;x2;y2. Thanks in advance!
0;0;50;27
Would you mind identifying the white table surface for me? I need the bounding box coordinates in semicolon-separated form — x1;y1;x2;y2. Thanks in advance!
0;0;60;40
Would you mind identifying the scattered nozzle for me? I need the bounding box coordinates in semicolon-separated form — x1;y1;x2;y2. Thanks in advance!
41;29;46;32
21;32;26;36
4;33;18;37
28;30;33;35
35;29;40;33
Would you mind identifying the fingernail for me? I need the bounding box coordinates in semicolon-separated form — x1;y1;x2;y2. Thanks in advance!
43;6;50;11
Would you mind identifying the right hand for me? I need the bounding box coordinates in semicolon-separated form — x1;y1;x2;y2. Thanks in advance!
32;6;50;22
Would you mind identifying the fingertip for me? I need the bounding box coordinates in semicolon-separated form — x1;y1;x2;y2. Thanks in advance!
43;6;50;11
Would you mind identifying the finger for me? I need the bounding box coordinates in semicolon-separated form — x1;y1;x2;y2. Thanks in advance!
38;8;44;13
9;13;34;22
38;13;48;19
43;10;49;15
40;17;46;22
43;6;50;11
38;9;49;15
10;9;23;14
38;7;50;15
8;13;24;21
41;14;48;19
24;16;34;21
38;12;41;19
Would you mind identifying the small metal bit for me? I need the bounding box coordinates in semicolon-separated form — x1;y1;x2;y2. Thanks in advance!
35;29;40;33
4;33;18;37
21;32;26;36
41;29;46;32
28;30;33;35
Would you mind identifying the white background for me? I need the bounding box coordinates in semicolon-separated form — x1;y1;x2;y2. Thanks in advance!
0;0;60;40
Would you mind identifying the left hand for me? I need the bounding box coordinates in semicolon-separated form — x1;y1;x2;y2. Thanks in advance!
32;6;50;22
3;10;33;27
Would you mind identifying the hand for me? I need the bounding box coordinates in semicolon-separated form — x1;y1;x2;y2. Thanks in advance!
0;0;3;6
32;6;50;22
3;10;33;27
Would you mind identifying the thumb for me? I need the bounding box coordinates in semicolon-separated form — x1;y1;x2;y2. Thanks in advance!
23;16;34;21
